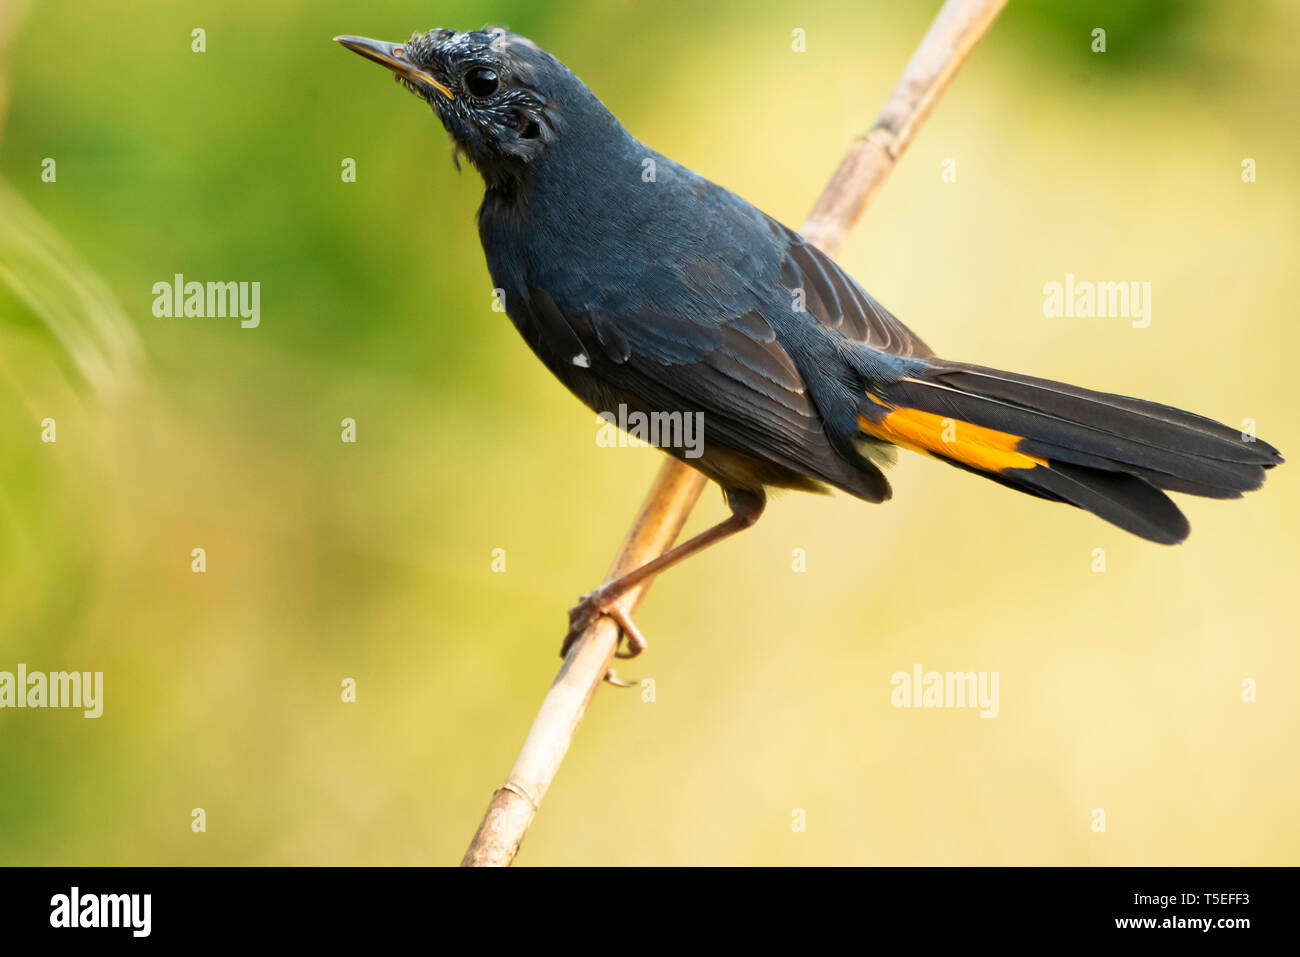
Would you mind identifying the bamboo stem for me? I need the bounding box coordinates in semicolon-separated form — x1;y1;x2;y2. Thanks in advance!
462;0;1009;867
460;462;705;866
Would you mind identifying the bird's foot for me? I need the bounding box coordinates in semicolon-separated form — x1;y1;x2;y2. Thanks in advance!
561;584;648;675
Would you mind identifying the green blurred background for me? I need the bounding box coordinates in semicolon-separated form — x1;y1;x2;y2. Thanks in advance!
1;0;1296;865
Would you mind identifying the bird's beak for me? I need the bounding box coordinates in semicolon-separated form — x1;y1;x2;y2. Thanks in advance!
333;35;455;101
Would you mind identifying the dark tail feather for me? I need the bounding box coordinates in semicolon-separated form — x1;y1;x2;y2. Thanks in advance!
858;359;1282;544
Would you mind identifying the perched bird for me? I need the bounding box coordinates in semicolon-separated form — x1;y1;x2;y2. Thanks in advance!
336;28;1281;657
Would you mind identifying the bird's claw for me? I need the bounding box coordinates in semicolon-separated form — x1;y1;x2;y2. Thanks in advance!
561;585;649;667
602;667;635;688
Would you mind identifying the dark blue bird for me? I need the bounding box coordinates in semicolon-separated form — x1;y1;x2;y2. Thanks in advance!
336;28;1281;657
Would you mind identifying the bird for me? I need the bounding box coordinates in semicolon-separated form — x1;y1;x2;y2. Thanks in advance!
335;27;1282;662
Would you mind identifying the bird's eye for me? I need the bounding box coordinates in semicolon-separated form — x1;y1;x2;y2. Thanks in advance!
464;67;499;97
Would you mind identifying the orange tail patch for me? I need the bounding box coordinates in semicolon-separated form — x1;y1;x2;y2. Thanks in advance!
859;396;1047;473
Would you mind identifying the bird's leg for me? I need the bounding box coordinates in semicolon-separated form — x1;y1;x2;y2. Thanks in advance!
562;488;766;665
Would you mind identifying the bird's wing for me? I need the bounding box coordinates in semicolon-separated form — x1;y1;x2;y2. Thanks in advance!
510;176;928;501
761;214;934;359
525;285;890;501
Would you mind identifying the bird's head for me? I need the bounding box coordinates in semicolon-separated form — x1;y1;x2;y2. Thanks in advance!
336;27;597;187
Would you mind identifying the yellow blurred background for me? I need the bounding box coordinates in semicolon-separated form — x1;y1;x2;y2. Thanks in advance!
0;0;1296;865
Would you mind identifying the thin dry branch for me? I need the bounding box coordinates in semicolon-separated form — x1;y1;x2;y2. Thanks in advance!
461;0;1009;867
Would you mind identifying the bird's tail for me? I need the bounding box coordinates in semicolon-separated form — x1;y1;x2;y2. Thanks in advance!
855;359;1282;544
